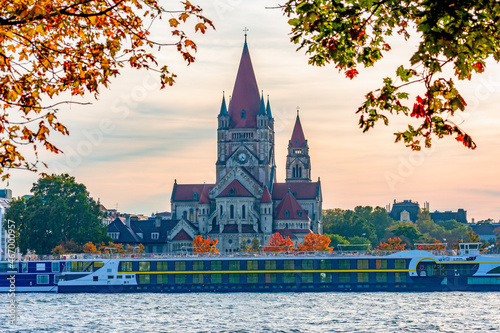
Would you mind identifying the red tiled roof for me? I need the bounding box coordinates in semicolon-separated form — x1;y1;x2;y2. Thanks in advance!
172;183;215;201
198;185;210;204
276;229;297;240
241;224;256;233
272;182;319;200
274;192;308;220
223;224;239;233
289;113;306;148
218;180;253;197
172;230;192;241
260;186;272;203
228;40;260;129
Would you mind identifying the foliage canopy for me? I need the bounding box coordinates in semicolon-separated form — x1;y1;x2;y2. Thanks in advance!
0;0;213;178
283;0;500;150
4;173;110;254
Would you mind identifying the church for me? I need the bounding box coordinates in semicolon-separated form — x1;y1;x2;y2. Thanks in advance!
169;37;323;252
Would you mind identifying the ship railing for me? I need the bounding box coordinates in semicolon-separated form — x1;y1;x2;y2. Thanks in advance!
18;248;496;261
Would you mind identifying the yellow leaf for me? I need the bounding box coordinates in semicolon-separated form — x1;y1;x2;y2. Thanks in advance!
36;25;44;35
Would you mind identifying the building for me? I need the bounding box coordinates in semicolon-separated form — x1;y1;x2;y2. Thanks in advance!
388;200;421;222
430;209;467;224
168;37;322;252
0;189;12;260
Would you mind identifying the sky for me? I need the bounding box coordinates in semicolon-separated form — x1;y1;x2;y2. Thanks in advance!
5;1;500;222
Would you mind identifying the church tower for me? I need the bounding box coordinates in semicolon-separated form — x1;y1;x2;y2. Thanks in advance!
286;111;311;182
216;36;276;188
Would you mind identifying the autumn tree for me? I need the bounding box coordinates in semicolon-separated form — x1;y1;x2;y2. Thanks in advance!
192;235;219;253
263;232;295;252
51;239;81;254
0;0;213;178
283;1;500;150
297;232;333;251
376;237;406;251
4;173;110;254
82;241;99;253
416;240;445;251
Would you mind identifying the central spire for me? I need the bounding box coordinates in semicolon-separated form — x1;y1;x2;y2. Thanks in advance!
228;34;260;128
290;111;307;148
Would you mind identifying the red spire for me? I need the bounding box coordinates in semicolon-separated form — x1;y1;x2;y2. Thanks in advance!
228;39;260;128
289;111;306;148
260;186;272;203
198;185;210;204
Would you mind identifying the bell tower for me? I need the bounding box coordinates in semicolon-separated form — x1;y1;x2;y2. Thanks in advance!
286;110;311;183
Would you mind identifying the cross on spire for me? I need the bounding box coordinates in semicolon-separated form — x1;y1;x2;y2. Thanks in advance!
243;27;249;41
296;106;300;116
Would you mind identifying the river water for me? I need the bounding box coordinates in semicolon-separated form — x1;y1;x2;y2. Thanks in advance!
1;292;499;332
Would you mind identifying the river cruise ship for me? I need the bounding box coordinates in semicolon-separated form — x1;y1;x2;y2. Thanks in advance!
1;243;499;293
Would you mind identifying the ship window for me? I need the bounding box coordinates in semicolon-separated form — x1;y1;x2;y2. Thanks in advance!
395;259;406;269
339;272;351;283
93;276;98;282
302;260;313;270
265;273;277;283
37;275;49;284
376;259;387;269
210;274;222;283
357;272;369;283
138;275;150;284
139;262;150;271
283;260;294;270
157;262;168;271
22;262;28;273
376;272;388;283
357;260;369;270
229;261;240;270
320;273;332;283
229;274;240;284
395;272;407;283
339;260;350;270
193;261;204;271
175;274;186;284
52;262;59;272
247;261;258;270
210;261;222;271
241;109;246;119
175;261;186;271
117;275;123;279
468;277;500;285
284;273;295;283
487;266;500;274
247;273;258;283
193;274;204;284
302;273;313;283
0;263;18;272
157;274;167;284
108;275;114;279
265;260;276;270
320;260;332;270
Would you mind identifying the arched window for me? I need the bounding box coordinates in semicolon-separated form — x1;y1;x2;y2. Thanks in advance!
196;208;199;222
189;208;194;221
292;166;296;177
292;191;297;198
296;139;299;145
220;205;223;216
193;192;198;200
230;188;235;195
284;210;289;218
298;210;303;217
241;109;246;119
230;205;234;219
299;167;302;178
183;211;187;220
242;205;246;219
